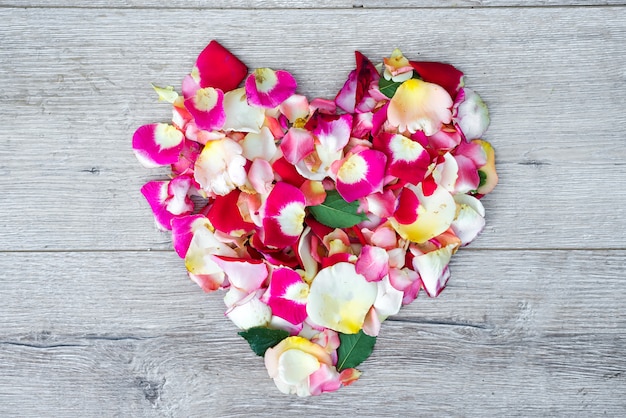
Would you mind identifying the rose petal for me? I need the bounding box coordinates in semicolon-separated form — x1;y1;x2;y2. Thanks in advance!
194;40;248;92
262;182;306;248
132;123;184;168
336;149;387;203
245;68;297;108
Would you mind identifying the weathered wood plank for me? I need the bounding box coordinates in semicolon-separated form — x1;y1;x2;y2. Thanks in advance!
0;250;624;415
0;7;624;251
1;0;625;9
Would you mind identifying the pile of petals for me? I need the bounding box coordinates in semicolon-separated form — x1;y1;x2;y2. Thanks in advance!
133;40;497;396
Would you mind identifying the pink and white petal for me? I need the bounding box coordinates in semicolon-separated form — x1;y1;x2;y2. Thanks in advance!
391;183;456;244
453;88;490;140
171;215;212;258
388;267;421;305
365;190;396;219
280;127;315;165
194;40;248;93
370;224;398;250
225;290;272;330
451;194;486;245
409;61;464;98
248;158;275;195
387;79;453;136
184;227;237;292
165;176;194;216
411;242;458;297
362;307;381;337
352;112;374;139
184;87;226;131
373;132;430;185
141;179;193;231
428;126;462;152
213;256;268;293
336;149;386;203
132;123;184;168
335;69;357;114
269;315;304;336
241;126;278;162
454;154;480;194
309;98;337;115
306;262;378;334
310;113;353;153
265;267;309;325
433;152;459;192
387;247;406;269
262;182;306;248
355;245;389;282
279;94;310;123
335;51;380;114
222;88;266;133
308;364;342;396
245;68;297;108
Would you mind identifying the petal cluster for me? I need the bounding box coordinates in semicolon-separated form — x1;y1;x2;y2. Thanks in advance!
133;42;498;397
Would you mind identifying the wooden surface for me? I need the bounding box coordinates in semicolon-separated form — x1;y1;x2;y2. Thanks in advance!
1;2;625;416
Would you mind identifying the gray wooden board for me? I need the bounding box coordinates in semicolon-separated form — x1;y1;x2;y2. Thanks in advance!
0;2;625;416
0;7;625;250
0;250;624;416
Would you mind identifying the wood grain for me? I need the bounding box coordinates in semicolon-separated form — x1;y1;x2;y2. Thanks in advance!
1;1;625;416
1;250;624;416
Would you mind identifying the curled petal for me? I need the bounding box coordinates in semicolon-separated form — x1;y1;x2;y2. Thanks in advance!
245;68;297;108
411;241;459;297
213;257;268;293
355;245;389;282
132;123;184;168
141;177;193;231
387;78;453;136
453;88;490;140
248;158;275;195
306;262;378;334
171;214;212;258
279;94;310;123
206;190;255;237
451;194;486;245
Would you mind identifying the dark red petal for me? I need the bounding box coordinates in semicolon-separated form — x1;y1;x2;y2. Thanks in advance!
409;61;464;98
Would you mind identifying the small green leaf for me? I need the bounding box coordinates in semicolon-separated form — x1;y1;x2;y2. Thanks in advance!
477;170;487;189
378;77;403;99
238;327;289;356
308;190;368;228
336;330;377;371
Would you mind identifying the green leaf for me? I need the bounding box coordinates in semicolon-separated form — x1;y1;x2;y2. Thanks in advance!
308;190;368;228
377;77;403;99
336;330;377;371
477;170;487;189
238;327;289;356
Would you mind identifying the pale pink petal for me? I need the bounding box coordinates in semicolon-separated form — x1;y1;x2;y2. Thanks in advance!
364;190;396;219
248;158;275;194
336;149;386;203
362;307;381;337
279;94;310;123
213;257;268;293
388;267;421;304
387;79;453;136
370;224;398;250
265;267;309;325
184;87;226;131
454;154;480;194
310;113;353;153
262;182;306;248
245;68;297;108
184;226;238;292
132;123;184;168
280;127;315;165
428;127;462;152
355;245;389;282
309;98;337;115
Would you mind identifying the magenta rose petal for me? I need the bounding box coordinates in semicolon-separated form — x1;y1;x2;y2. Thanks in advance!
245;68;297;108
132;123;184;168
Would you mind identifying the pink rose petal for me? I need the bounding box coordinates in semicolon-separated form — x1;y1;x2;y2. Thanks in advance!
132;123;184;168
264;267;309;325
245;68;297;108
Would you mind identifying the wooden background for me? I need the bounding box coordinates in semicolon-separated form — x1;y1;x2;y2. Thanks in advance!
1;1;625;416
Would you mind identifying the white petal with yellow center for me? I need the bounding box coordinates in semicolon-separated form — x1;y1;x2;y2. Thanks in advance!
154;123;184;149
388;133;425;162
193;87;219;111
276;202;305;236
337;154;368;185
253;68;279;93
